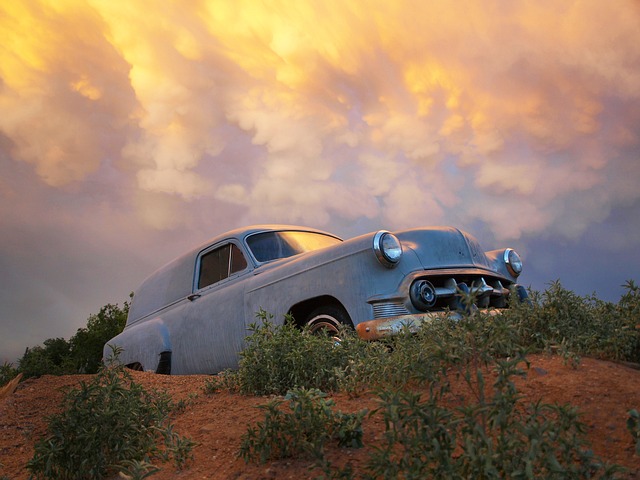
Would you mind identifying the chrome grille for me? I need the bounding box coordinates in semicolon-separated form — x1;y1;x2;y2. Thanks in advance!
427;275;511;310
373;302;410;319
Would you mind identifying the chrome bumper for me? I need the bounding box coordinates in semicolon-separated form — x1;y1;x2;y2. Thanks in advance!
355;309;499;341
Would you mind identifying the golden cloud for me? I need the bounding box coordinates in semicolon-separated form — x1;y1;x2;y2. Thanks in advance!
1;0;639;240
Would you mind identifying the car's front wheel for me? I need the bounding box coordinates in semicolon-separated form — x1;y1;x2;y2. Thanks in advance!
304;305;352;338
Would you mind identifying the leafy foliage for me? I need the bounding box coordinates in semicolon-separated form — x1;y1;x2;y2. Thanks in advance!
11;299;129;382
228;280;640;398
67;301;129;373
202;369;239;395
236;281;640;478
6;280;640;477
628;409;640;456
366;356;622;479
27;348;194;479
18;338;72;378
0;361;19;387
239;387;366;464
499;280;640;363
234;309;378;395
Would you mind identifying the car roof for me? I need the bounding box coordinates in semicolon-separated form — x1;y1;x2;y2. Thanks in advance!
202;224;342;247
127;225;342;324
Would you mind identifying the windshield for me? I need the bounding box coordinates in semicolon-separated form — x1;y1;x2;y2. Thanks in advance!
246;231;342;263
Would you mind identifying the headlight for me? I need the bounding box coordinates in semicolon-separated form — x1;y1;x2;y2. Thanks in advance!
373;231;403;268
504;248;523;277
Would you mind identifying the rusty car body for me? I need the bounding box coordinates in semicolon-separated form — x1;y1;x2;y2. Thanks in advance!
104;225;527;374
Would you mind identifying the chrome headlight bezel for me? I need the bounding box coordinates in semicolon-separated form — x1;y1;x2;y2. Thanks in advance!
504;248;523;277
373;231;403;268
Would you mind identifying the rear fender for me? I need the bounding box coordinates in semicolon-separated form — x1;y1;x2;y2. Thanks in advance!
103;318;172;373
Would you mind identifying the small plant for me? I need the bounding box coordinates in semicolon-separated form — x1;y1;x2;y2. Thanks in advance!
27;348;194;479
365;356;622;479
115;459;160;479
163;425;197;470
627;409;640;456
500;280;640;363
203;376;221;394
239;387;366;464
172;392;199;413
235;310;355;395
0;361;19;388
203;370;239;394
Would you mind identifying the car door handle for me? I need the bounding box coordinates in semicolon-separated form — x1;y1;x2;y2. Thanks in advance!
187;293;201;301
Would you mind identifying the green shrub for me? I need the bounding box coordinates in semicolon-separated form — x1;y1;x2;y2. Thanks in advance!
16;300;129;379
27;349;194;479
617;280;640;362
366;356;622;479
66;301;129;374
627;409;640;456
0;361;19;388
115;459;160;479
239;387;366;464
496;280;640;363
18;338;73;378
203;369;240;395
233;279;640;398
234;282;639;478
235;310;360;395
236;305;527;399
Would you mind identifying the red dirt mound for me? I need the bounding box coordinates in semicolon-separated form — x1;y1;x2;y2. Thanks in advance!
1;354;639;479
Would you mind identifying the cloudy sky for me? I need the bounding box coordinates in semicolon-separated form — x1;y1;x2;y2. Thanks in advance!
1;0;639;363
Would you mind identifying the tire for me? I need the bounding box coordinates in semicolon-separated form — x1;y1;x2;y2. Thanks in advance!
304;305;352;338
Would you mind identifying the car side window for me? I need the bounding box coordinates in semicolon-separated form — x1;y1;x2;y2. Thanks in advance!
230;243;248;274
198;243;248;289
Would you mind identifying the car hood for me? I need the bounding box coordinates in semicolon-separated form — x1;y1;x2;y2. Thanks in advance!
395;227;494;271
253;226;499;280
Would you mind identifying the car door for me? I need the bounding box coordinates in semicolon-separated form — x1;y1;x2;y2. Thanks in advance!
170;241;251;374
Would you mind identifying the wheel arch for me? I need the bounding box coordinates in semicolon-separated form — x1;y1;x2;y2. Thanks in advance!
288;295;353;328
103;317;172;374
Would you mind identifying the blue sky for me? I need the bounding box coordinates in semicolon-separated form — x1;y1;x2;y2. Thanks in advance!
1;0;639;362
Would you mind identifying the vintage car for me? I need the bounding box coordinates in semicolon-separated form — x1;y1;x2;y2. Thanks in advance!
104;225;527;374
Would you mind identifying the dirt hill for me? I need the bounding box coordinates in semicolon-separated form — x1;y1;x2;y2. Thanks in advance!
1;354;639;479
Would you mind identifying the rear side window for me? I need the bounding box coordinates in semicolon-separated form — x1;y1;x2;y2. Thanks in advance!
198;243;247;289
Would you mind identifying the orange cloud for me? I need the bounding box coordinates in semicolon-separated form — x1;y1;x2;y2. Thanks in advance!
1;0;639;242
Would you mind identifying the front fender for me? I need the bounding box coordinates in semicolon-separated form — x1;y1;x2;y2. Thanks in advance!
103;318;172;372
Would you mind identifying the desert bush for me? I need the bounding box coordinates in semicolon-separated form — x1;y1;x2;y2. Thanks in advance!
497;280;640;363
235;309;372;395
237;283;639;478
18;338;73;378
240;352;623;478
66;301;129;374
27;348;194;479
365;356;622;479
203;371;237;394
16;300;129;379
628;409;640;456
616;280;640;362
0;362;19;388
542;281;638;361
233;280;640;398
234;305;528;398
239;387;366;464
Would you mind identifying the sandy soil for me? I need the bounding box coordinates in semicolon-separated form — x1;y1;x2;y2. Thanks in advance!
1;354;639;479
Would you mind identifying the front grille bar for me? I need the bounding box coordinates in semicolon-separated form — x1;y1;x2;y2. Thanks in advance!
372;275;513;319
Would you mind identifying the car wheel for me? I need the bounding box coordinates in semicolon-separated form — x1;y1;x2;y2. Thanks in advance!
305;305;352;339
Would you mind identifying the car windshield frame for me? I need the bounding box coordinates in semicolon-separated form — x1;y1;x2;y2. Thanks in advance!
245;230;342;263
